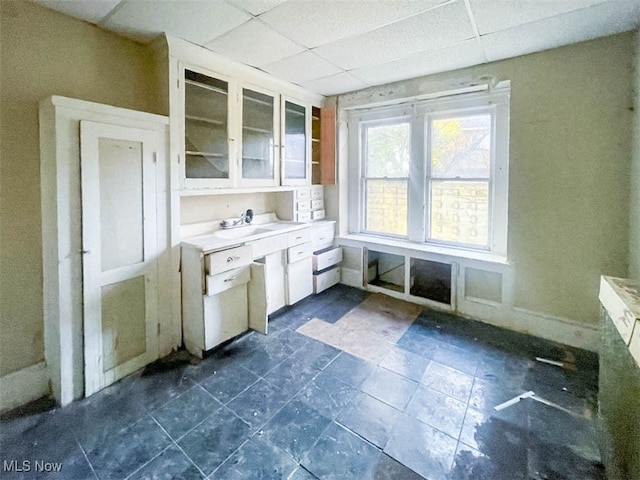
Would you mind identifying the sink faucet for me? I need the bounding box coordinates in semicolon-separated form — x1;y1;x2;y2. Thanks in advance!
220;209;253;229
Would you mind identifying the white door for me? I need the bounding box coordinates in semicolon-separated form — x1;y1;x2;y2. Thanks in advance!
80;121;160;396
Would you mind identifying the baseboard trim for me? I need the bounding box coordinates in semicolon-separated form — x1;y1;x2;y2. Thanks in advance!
0;362;50;412
457;298;600;352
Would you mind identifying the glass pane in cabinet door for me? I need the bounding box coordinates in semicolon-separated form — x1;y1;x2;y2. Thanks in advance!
284;101;306;179
242;89;275;179
184;70;229;179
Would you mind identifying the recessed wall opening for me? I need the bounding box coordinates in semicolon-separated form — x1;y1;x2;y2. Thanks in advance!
409;258;452;305
465;267;502;304
366;250;405;292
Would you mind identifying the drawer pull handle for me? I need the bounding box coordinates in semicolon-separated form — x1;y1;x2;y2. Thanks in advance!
295;236;302;240
227;255;240;263
318;237;326;241
224;276;238;282
298;251;304;256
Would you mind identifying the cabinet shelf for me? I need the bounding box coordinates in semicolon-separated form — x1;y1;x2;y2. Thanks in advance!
243;125;272;134
243;156;270;162
185;79;228;96
186;151;226;158
186;115;224;126
243;95;272;107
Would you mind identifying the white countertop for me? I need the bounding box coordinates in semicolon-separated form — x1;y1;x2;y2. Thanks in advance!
181;220;311;252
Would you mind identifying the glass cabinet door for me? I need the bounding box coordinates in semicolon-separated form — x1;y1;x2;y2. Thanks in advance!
184;69;230;183
282;99;309;185
241;88;277;185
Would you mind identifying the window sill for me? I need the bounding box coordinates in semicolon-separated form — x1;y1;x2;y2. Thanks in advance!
336;233;510;266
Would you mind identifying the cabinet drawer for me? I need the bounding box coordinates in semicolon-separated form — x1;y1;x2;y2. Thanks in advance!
311;209;325;220
296;188;311;200
312;223;335;249
287;242;313;263
206;266;251;296
205;245;252;275
287;228;311;246
313;247;342;271
296;211;312;222
310;186;323;199
314;266;340;294
297;200;311;211
311;199;323;210
247;233;287;259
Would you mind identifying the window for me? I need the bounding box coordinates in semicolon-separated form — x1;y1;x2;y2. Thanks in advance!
363;122;410;236
348;84;510;255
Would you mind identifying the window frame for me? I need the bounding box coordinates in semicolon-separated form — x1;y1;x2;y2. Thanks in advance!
348;85;510;256
360;116;412;238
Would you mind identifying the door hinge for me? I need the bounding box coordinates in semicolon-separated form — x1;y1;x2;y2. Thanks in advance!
153;152;158;163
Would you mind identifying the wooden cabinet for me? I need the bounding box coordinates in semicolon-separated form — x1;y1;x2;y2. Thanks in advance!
312;106;336;186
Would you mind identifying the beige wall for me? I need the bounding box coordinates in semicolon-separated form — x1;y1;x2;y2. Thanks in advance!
337;33;634;327
630;31;640;281
180;194;279;226
0;1;155;377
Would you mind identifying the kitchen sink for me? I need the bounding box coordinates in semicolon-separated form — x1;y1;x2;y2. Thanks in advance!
213;225;271;239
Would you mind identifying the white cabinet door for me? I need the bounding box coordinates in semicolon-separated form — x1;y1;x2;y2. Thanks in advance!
81;121;160;396
281;97;311;186
287;257;313;305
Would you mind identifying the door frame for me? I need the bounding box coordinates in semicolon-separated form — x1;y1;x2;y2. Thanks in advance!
40;96;178;405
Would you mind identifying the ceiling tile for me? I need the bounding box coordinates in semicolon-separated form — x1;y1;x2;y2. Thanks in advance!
101;0;251;44
30;0;121;24
301;72;369;96
259;0;452;48
469;0;608;35
313;0;475;70
481;0;640;63
227;0;287;16
262;51;343;84
204;20;305;68
349;39;485;87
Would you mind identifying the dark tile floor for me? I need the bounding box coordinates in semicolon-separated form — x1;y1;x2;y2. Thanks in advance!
0;284;604;479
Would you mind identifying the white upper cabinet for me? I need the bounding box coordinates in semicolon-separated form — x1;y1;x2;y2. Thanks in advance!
281;98;311;186
183;67;236;189
239;86;279;187
156;35;323;193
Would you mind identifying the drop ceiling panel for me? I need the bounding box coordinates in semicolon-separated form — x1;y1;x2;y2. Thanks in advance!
101;0;251;44
30;0;122;23
481;0;640;63
227;0;287;16
262;51;343;84
469;0;608;35
301;72;370;96
258;0;452;48
350;39;485;86
313;0;475;70
205;20;305;68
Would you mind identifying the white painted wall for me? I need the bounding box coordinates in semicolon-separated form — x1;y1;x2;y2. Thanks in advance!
0;1;155;383
332;33;635;330
180;193;280;226
630;30;640;281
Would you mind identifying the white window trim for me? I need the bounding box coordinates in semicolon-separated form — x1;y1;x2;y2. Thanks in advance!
347;83;510;257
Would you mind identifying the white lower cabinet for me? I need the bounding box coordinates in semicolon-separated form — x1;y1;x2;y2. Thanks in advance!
182;246;255;358
287;255;313;305
314;266;341;293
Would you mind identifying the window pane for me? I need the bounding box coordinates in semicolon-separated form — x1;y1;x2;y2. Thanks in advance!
365;179;407;236
430;181;488;247
431;114;491;178
366;123;410;177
